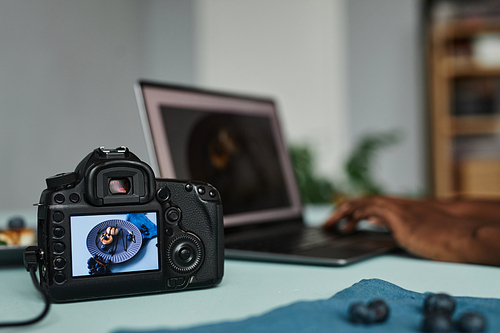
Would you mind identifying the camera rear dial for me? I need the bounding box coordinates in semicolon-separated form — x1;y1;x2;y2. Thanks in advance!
166;233;204;274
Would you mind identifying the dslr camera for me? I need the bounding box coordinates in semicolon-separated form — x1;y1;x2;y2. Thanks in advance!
30;147;224;302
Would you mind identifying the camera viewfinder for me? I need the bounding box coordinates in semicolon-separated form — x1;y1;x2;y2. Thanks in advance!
109;178;131;195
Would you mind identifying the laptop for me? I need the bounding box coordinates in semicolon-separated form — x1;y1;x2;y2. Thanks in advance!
135;81;397;266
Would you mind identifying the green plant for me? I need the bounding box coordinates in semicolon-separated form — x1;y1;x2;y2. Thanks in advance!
289;144;336;203
344;131;401;196
289;130;401;203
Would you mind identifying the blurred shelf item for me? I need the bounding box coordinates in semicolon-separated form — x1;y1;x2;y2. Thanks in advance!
451;115;500;135
428;0;500;198
433;20;500;39
446;61;500;77
458;158;500;197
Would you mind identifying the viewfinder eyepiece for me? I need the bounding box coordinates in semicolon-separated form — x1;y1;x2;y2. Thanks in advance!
109;179;131;195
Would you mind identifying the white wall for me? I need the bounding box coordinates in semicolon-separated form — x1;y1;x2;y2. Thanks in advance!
139;0;196;84
0;0;195;214
194;0;350;178
0;0;426;217
346;0;426;195
193;0;426;196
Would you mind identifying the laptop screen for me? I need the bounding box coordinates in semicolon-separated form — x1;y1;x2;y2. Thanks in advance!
135;82;302;227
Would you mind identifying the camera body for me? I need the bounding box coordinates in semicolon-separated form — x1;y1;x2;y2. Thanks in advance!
34;147;224;302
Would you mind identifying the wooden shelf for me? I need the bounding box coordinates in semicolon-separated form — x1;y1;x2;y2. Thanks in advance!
429;17;500;199
458;158;500;197
447;61;500;78
451;116;500;135
433;19;500;39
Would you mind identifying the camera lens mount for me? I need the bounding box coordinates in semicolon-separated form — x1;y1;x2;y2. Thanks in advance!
166;233;204;274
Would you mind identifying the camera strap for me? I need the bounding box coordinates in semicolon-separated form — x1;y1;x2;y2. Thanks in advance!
0;246;51;328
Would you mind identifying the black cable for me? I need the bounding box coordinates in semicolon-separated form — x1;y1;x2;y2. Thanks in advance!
0;267;51;328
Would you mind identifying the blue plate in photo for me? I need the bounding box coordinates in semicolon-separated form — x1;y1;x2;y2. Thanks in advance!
86;219;143;263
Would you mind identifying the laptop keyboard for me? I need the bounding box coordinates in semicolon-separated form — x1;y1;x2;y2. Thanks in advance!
225;228;339;254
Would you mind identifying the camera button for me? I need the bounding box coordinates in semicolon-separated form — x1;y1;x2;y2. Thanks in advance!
179;248;192;261
53;242;65;254
69;193;80;203
53;227;65;238
167;277;186;289
166;207;182;223
197;186;206;195
54;194;65;204
157;187;170;202
54;257;66;269
54;272;66;284
185;183;193;192
165;228;174;236
53;211;64;223
209;190;217;198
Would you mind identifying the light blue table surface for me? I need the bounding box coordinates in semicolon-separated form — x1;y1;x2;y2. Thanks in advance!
2;256;500;333
1;206;499;332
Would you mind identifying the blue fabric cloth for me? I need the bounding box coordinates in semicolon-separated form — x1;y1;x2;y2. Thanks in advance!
114;278;500;332
126;213;157;240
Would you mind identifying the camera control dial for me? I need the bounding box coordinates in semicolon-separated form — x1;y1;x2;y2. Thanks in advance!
46;172;78;190
166;233;204;274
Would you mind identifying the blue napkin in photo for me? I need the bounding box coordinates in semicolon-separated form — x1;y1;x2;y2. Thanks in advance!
114;278;500;332
126;213;157;240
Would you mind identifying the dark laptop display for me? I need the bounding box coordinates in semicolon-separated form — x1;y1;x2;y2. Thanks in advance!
158;107;290;216
135;81;396;266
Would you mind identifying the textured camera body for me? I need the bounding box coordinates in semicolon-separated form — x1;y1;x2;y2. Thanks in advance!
35;147;224;302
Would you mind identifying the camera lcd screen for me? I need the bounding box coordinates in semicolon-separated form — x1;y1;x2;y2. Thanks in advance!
70;212;159;277
159;106;290;216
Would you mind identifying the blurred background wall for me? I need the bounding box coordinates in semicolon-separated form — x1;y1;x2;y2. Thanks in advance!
0;0;425;215
345;0;425;197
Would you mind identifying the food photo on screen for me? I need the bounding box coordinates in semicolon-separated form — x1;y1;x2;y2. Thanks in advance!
70;212;159;277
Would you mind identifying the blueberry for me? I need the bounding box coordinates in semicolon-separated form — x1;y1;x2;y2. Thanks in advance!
424;293;456;316
8;216;25;229
348;302;372;324
348;299;391;325
422;312;453;332
456;312;487;333
367;299;390;323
